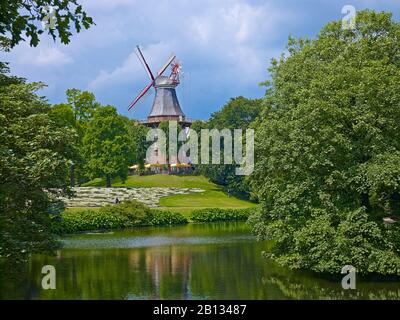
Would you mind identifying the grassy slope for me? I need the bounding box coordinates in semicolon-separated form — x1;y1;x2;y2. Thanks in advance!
83;175;256;215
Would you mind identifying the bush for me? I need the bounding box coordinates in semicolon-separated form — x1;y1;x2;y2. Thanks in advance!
51;210;129;234
190;208;254;222
148;210;188;225
99;200;152;225
52;201;188;234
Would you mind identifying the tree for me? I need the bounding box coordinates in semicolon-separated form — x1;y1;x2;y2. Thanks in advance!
0;0;94;47
196;97;263;198
208;97;263;129
0;67;77;259
82;106;131;188
65;88;99;123
126;120;149;171
250;10;400;275
52;89;99;186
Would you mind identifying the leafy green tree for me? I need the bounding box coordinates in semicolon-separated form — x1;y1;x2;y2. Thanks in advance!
0;0;94;47
126;120;149;171
196;97;263;198
52;89;99;186
49;103;75;127
82;106;131;187
65;88;99;123
0;67;77;259
250;10;400;275
208;97;263;129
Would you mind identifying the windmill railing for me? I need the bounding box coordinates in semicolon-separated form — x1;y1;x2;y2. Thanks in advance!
135;118;197;125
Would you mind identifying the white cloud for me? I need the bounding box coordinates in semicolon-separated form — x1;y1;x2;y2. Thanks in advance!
12;46;73;67
32;48;73;67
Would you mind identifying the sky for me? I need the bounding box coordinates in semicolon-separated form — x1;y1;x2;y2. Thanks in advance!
1;0;400;120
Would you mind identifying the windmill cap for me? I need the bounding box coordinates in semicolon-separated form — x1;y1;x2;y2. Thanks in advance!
155;75;177;87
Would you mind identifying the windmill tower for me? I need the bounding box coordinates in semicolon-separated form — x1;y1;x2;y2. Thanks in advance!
128;46;191;127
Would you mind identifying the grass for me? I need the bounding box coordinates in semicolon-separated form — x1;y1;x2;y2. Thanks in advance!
81;174;256;215
83;175;214;189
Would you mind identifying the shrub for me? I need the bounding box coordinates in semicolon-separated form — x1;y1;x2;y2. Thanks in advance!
148;210;188;225
190;208;254;222
99;200;152;225
52;201;188;234
51;210;130;234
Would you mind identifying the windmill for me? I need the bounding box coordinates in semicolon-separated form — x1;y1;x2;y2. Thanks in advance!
128;46;190;127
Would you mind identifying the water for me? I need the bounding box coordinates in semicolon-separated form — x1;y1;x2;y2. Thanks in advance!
1;222;400;300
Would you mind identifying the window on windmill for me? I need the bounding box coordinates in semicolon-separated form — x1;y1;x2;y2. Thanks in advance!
155;149;159;157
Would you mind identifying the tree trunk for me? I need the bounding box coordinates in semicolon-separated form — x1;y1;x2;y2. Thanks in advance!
390;192;400;215
106;175;112;188
70;164;75;187
361;192;371;212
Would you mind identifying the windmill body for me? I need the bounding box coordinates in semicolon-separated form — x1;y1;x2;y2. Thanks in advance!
128;46;193;168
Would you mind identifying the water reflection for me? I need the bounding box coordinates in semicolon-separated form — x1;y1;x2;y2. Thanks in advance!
1;222;399;300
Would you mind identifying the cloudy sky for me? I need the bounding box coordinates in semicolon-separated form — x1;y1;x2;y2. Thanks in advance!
1;0;400;120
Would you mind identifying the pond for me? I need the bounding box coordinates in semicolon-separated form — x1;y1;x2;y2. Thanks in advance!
1;222;400;300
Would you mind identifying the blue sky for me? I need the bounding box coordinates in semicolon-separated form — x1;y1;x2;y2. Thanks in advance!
1;0;400;120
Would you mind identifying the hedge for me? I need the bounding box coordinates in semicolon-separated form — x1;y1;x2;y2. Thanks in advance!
52;200;188;234
190;208;254;222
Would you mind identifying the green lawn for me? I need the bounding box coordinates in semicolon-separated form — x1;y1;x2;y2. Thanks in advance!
82;174;256;215
83;175;214;189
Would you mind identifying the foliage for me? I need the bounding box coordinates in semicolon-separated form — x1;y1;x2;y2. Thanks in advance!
125;120;149;170
51;209;129;234
52;89;100;186
250;11;400;275
208;97;263;129
64;88;99;123
0;0;94;47
190;208;254;222
52;201;188;234
82;106;132;187
147;209;188;225
194;97;263;198
0;69;77;258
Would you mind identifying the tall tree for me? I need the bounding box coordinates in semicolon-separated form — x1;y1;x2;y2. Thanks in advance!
65;88;99;123
82;106;131;188
125;120;149;171
52;89;99;186
250;10;400;275
196;97;263;198
0;0;94;47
